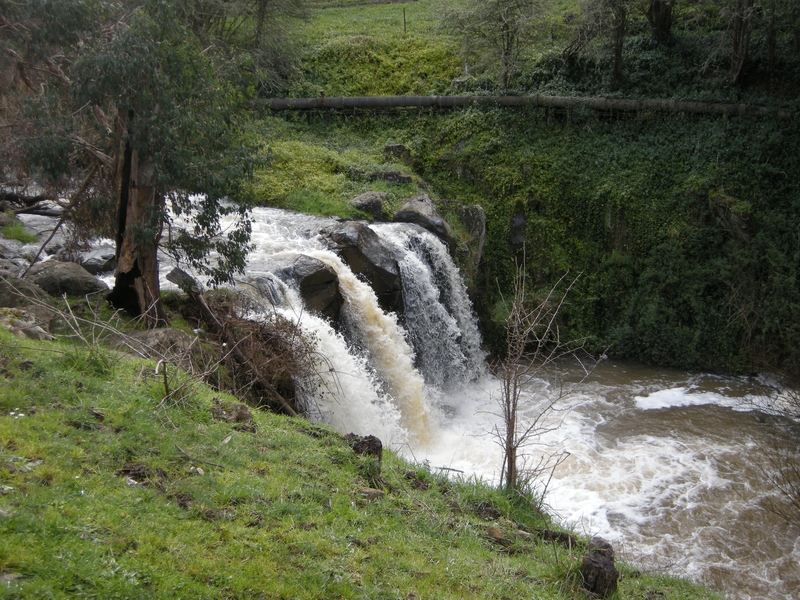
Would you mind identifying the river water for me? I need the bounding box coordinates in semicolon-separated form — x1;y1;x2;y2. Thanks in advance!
422;362;800;600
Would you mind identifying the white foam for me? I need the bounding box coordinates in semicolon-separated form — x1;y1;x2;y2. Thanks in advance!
634;387;730;410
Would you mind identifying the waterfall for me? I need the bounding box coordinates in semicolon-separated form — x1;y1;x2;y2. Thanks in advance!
248;274;408;447
230;208;484;447
373;223;485;389
306;249;432;445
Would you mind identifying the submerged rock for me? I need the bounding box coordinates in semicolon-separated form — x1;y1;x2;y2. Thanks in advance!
77;247;117;275
323;222;403;315
266;253;343;323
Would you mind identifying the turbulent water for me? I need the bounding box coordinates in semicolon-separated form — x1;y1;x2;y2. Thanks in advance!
29;205;797;600
213;208;798;600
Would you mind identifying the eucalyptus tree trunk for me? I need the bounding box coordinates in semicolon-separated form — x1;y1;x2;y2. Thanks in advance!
766;0;777;80
501;17;515;90
611;1;627;82
107;113;167;327
730;0;755;85
647;0;674;41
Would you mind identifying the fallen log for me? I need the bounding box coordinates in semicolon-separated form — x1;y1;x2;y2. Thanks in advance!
259;94;794;119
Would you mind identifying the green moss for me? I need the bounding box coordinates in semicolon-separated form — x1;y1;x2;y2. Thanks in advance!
1;216;38;244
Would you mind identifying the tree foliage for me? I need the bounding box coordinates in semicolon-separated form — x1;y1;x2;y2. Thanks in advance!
438;0;550;90
180;0;308;93
1;0;271;325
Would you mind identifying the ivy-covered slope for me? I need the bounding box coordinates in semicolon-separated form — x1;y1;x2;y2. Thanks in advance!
405;108;800;375
250;107;799;377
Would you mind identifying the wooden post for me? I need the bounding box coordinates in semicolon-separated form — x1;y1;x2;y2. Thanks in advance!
403;8;406;34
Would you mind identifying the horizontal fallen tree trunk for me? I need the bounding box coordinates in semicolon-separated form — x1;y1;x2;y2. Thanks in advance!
259;94;794;119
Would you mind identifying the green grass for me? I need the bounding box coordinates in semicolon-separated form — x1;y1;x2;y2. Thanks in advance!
289;1;460;97
248;117;422;216
0;326;721;599
1;217;38;244
287;0;799;106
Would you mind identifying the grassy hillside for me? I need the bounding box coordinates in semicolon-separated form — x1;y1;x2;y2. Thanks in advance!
285;0;800;106
0;324;720;599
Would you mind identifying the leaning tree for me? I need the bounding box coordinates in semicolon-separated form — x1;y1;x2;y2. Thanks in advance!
2;0;260;326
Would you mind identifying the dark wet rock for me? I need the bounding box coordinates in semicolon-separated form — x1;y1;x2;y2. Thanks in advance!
510;209;526;248
267;253;343;322
323;222;403;315
26;260;108;297
0;240;23;260
0;259;21;278
581;536;619;598
350;191;387;221
344;433;383;462
77;246;117;275
393;194;455;253
456;204;486;272
0;272;49;308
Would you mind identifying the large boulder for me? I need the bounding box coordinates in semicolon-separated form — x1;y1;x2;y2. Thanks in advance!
581;537;619;598
266;253;343;323
0;240;22;260
393;194;455;254
322;222;403;315
26;260;109;297
0;270;50;309
350;192;386;221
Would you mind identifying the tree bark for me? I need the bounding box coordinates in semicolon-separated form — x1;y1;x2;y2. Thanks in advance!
611;2;627;83
107;114;167;327
730;0;755;85
647;0;674;41
766;0;777;81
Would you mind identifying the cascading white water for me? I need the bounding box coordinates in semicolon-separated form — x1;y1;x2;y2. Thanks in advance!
372;223;485;389
242;273;408;447
305;249;432;444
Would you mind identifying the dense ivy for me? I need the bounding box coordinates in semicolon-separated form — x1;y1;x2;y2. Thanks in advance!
397;107;800;377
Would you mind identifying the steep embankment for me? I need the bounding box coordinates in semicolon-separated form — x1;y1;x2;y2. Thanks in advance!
249;108;800;377
0;323;719;599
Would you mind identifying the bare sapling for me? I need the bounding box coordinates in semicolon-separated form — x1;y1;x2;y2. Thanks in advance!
749;385;800;527
492;260;598;501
